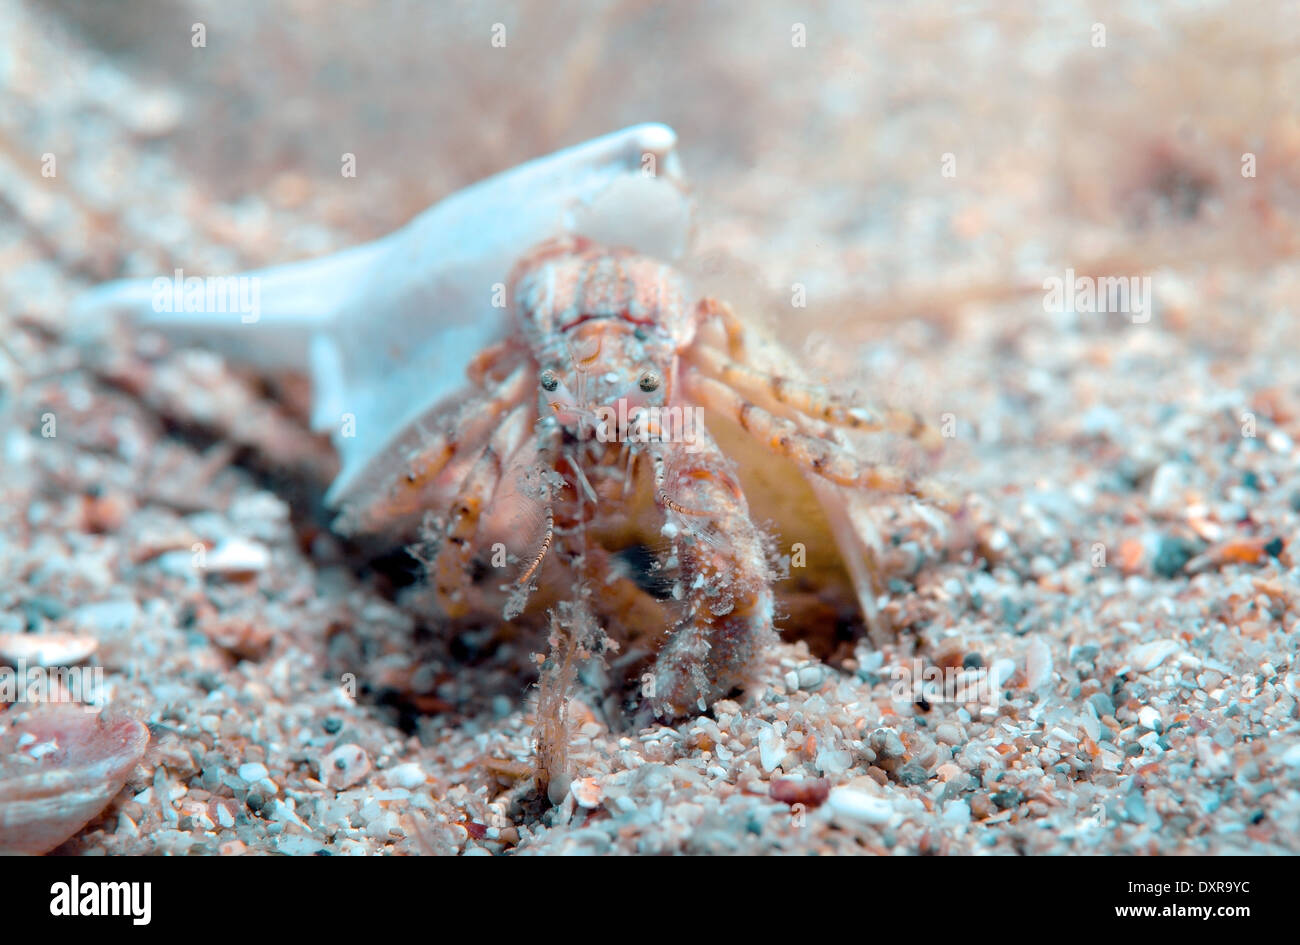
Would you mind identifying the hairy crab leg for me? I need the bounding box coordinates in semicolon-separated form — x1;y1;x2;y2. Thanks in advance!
687;344;942;449
432;403;533;617
516;506;555;586
695;297;748;358
466;339;525;385
646;437;777;720
331;363;532;535
685;371;958;511
501;421;566;613
652;452;709;519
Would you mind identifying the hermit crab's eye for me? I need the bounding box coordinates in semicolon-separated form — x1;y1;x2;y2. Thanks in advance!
638;371;661;393
540;369;559;392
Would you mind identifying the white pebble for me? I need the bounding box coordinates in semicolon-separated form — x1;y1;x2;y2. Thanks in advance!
1079;710;1100;742
238;762;268;782
1148;462;1187;513
757;727;784;773
204;538;271;574
814;746;853;776
1138;706;1161;731
384;763;426;789
323;744;371;789
1129;639;1181;672
797;665;827;690
941;800;971;825
1025;637;1053;690
828;787;893;825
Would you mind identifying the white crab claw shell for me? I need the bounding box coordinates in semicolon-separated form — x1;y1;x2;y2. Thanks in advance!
72;123;695;508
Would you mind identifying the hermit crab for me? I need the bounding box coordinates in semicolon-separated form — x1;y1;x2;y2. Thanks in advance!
76;124;952;721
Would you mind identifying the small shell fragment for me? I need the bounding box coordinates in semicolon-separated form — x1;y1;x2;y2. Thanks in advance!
569;777;603;810
0;706;149;855
827;786;893;825
203;538;271;575
1129;639;1181;672
0;632;98;667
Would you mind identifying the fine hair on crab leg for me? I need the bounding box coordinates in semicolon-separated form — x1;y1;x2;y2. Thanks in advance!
432;403;533;618
516;505;554;587
687;345;942;450
685;370;958;511
652;451;708;520
502;419;569;611
330;362;533;535
646;435;777;720
466;339;525;386
695;297;748;358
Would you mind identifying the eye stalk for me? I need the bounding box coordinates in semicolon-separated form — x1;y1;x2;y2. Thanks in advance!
638;371;661;393
540;369;559;392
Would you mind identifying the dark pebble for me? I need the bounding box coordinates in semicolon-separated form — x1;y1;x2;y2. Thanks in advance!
25;596;68;619
1086;691;1118;712
991;788;1023;810
895;761;929;785
1152;536;1196;578
1124;793;1147;822
1071;645;1100;665
323;717;342;734
194;673;222;694
962;653;984;669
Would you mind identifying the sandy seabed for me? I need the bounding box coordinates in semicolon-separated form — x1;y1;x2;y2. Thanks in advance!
1;0;1298;855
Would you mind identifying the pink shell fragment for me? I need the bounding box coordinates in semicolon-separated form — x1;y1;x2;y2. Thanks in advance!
0;706;150;855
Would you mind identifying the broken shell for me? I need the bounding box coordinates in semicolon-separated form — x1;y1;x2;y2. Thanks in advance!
1129;639;1182;672
0;706;149;855
569;777;603;810
72;123;692;513
0;632;98;667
